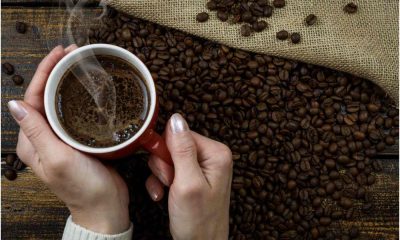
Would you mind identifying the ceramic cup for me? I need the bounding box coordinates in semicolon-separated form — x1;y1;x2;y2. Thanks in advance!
44;44;172;165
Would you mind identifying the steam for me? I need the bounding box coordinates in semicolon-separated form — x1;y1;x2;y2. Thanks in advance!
48;0;118;138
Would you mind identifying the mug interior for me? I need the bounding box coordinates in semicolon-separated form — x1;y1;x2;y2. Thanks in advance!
44;44;156;154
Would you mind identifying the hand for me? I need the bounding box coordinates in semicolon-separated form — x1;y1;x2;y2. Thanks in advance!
8;45;130;234
145;113;233;240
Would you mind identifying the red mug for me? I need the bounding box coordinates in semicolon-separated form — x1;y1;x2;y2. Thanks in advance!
44;44;172;165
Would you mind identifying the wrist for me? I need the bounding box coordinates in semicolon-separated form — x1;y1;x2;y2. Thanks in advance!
69;205;130;235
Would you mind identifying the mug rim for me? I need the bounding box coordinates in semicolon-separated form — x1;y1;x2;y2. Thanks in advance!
44;44;157;154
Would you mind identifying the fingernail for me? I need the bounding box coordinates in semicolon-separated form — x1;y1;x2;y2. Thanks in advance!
8;101;28;121
170;113;189;134
150;189;160;201
158;173;170;186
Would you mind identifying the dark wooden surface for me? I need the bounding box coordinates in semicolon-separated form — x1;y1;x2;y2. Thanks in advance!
1;3;399;240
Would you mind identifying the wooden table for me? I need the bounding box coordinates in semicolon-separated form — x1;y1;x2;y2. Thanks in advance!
1;2;399;239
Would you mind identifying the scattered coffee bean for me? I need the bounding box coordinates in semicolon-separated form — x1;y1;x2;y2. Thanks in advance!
217;11;229;22
273;0;285;8
252;20;268;32
2;62;15;75
5;154;17;166
4;169;17;181
291;32;301;44
344;3;358;14
276;30;289;40
16;21;27;34
12;75;24;85
196;12;209;22
305;14;317;26
240;24;252;37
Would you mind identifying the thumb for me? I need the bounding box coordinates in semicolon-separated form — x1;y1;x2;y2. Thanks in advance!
8;100;64;156
166;113;203;182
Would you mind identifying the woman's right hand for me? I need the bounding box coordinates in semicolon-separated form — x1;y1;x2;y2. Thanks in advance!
146;113;233;240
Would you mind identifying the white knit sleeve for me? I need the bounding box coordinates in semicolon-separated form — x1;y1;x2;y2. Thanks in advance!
62;216;133;240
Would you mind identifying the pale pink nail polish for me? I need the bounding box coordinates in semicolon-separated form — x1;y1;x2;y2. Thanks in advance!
8;101;28;121
170;113;189;134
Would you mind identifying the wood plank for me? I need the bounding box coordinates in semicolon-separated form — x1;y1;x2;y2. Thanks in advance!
1;7;101;152
1;0;99;6
2;157;398;239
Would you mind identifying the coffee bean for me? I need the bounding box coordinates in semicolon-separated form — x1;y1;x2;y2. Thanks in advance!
276;30;289;40
290;33;301;44
217;11;229;22
305;14;317;26
196;12;209;22
349;226;359;238
2;62;15;75
12;75;24;85
5;154;17;166
339;197;353;209
4;169;17;181
344;3;358;14
273;0;285;8
241;24;252;37
16;21;27;34
252;20;268;32
121;28;132;41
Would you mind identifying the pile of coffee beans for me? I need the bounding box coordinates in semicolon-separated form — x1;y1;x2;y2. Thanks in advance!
196;1;358;38
82;9;399;239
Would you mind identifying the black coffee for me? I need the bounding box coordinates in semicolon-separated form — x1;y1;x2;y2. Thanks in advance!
56;55;150;147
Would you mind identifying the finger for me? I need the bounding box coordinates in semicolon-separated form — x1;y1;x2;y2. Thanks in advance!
65;44;78;54
145;174;165;202
16;130;37;167
165;113;204;183
8;100;65;159
190;131;233;187
24;45;65;110
148;154;174;186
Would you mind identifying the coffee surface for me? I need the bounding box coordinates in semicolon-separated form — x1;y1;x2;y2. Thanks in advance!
56;55;149;147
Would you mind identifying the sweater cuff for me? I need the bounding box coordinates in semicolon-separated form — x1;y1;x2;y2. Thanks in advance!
62;216;133;240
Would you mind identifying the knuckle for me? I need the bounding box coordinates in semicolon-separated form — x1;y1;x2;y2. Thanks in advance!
176;181;204;200
215;144;233;169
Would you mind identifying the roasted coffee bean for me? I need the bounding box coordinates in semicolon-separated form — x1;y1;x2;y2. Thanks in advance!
196;12;209;22
273;0;285;8
252;20;268;32
5;154;17;166
305;14;317;26
276;30;289;40
344;3;358;14
12;75;24;85
240;24;252;37
2;62;15;75
74;9;398;239
4;169;17;181
349;226;359;238
290;32;301;44
16;21;27;34
217;11;229;22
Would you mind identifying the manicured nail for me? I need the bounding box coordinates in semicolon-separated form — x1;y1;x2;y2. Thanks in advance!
170;113;188;134
65;44;78;52
158;172;170;186
8;101;27;121
150;189;160;201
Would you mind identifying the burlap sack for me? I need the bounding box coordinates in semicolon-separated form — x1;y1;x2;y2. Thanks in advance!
106;0;399;104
